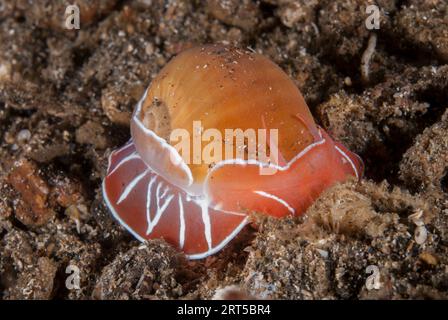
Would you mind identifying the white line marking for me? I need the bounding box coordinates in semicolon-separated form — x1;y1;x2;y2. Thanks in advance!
108;152;140;176
132;88;194;187
204;134;326;179
146;182;174;234
186;216;250;260
116;140;134;153
106;140;133;171
102;181;146;243
160;186;169;199
335;145;359;179
178;195;185;249
117;169;149;204
254;190;295;214
200;200;212;250
203;133;327;203
145;175;157;234
209;201;247;216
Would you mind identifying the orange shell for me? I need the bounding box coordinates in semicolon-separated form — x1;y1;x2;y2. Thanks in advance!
131;45;318;191
103;45;363;259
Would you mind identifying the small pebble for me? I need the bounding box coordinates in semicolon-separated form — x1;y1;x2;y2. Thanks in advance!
16;129;31;144
415;225;428;245
419;252;438;266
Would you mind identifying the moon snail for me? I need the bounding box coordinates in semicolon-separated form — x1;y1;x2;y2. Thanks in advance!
102;45;363;259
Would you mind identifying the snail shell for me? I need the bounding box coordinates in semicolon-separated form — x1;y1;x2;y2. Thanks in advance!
103;45;362;259
131;45;318;193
